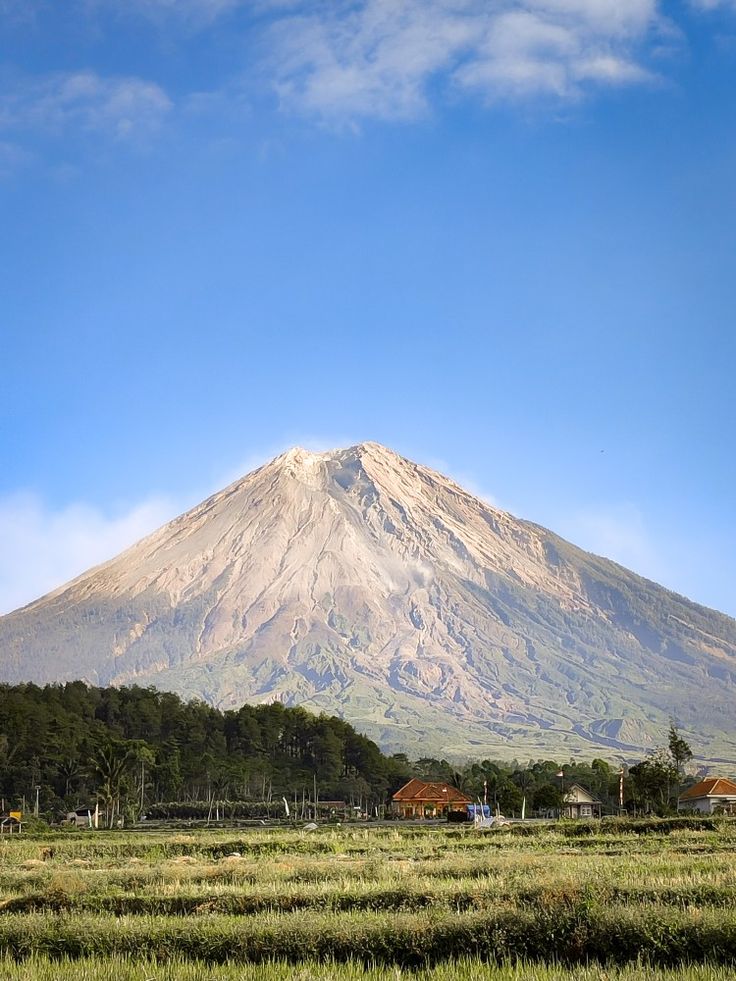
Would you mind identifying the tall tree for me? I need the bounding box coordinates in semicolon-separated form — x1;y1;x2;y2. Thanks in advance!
668;723;693;773
668;722;693;809
89;739;137;828
629;749;678;814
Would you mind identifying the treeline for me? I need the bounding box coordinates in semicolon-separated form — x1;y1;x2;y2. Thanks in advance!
0;682;412;824
0;682;699;824
407;728;696;817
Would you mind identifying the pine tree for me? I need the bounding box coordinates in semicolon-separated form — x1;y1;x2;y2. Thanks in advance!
668;722;693;810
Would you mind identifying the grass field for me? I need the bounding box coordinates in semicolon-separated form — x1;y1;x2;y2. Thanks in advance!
1;819;735;979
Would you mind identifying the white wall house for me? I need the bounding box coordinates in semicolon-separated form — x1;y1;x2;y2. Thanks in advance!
562;784;602;819
679;778;736;814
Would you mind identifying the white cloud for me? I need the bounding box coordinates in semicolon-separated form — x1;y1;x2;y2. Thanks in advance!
3;1;721;131
269;1;478;120
0;71;172;142
456;7;654;100
0;493;177;615
690;0;736;10
264;0;662;121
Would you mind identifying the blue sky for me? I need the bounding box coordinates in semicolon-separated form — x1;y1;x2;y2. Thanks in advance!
1;0;735;617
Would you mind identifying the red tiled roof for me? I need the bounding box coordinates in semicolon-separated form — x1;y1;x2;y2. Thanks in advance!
679;777;736;801
392;778;472;803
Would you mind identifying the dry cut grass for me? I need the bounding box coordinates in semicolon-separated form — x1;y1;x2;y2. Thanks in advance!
0;820;735;974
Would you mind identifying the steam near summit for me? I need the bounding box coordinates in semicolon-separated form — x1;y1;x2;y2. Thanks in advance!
1;443;735;761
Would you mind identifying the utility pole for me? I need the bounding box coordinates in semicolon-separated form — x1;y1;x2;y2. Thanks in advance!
140;759;145;818
34;786;40;818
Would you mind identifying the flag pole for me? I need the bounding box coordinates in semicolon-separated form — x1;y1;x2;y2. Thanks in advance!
557;769;564;819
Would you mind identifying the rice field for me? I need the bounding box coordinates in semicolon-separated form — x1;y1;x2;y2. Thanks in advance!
1;819;735;979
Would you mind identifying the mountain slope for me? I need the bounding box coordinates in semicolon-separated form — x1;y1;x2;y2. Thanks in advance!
1;442;735;761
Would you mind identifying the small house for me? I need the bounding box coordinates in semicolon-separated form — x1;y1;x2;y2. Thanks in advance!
679;777;736;814
391;779;472;819
561;784;601;819
0;814;22;835
66;806;98;829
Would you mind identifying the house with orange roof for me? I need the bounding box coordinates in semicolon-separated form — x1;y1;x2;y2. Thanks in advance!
679;777;736;814
391;778;472;819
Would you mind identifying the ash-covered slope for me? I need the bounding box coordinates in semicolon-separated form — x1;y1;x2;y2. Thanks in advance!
2;443;735;760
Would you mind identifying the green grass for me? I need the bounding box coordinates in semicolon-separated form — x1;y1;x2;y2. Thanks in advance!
1;822;736;974
1;957;736;981
1;904;736;965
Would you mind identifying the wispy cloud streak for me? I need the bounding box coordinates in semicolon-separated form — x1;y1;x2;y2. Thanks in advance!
0;71;172;142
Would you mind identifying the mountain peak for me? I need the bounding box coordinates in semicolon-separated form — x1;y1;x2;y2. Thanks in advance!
275;441;396;465
1;442;735;762
267;441;405;490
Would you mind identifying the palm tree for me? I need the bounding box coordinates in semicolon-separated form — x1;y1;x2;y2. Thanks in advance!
451;769;469;794
57;757;83;799
89;741;135;828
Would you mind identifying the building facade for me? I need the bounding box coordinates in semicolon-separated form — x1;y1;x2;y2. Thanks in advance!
561;783;602;819
679;778;736;814
391;779;472;818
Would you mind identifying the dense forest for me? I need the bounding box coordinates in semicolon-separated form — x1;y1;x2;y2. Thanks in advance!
0;683;695;824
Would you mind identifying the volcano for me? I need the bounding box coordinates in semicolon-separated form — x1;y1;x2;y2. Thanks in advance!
1;442;735;761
